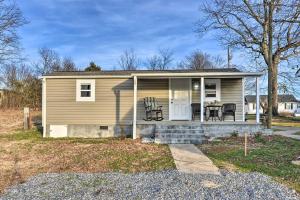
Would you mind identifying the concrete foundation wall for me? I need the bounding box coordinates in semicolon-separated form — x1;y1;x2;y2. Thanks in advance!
46;124;132;138
201;124;270;137
46;123;270;139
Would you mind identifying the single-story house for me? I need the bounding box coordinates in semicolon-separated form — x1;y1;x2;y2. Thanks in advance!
42;68;266;143
245;94;300;115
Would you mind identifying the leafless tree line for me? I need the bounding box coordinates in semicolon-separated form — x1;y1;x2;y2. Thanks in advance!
0;47;78;109
118;48;225;70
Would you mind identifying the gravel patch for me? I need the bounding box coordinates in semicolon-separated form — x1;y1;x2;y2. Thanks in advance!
1;170;299;200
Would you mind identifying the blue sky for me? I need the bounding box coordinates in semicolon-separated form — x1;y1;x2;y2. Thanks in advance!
17;0;230;69
16;0;300;98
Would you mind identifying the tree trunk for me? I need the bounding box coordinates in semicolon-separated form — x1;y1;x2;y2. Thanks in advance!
272;60;279;116
267;2;273;129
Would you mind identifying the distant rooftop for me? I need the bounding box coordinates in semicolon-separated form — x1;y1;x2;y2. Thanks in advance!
246;94;299;103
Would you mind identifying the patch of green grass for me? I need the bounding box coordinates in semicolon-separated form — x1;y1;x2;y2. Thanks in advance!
246;114;256;120
275;116;300;122
0;129;42;141
0;129;129;145
198;136;300;192
272;122;300;128
272;128;284;132
293;132;300;135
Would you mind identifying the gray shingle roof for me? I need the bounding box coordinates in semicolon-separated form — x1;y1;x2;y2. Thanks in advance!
245;94;299;103
44;68;241;76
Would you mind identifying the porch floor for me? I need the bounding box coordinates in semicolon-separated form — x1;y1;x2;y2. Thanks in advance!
137;120;260;125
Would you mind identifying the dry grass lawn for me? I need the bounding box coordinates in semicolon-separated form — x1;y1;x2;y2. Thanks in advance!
0;110;175;193
0;129;175;193
0;109;41;134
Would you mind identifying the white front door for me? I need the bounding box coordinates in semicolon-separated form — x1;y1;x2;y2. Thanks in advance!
170;79;191;120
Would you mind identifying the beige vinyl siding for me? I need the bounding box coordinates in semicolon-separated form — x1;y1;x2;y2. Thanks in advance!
221;79;243;120
46;78;133;125
191;78;243;121
137;79;169;120
46;77;243;125
192;79;200;103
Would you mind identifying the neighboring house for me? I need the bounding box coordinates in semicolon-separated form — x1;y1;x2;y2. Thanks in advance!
245;94;300;114
42;68;265;142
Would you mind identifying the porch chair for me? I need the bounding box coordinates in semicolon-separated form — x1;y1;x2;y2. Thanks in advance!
191;103;206;120
222;103;236;121
143;97;164;121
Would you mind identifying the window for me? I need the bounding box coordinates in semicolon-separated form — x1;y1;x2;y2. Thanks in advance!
80;84;91;97
204;79;220;102
253;103;256;110
285;103;292;110
76;80;95;102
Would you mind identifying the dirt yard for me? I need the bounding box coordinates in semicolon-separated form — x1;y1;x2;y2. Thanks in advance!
0;109;41;134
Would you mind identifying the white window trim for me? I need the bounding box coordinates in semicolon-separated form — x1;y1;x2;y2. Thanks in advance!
204;79;221;102
76;79;95;102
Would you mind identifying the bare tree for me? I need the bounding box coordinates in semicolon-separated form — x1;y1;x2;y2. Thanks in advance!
198;0;300;127
36;47;61;75
62;57;77;71
147;55;161;70
0;63;41;109
178;50;224;69
118;49;139;70
0;0;26;64
147;48;173;70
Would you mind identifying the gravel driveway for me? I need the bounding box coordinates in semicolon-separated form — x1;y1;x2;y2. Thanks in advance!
1;170;299;200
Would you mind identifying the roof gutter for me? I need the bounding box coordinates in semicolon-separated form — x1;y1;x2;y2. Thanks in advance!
42;72;264;79
131;72;264;77
42;75;132;79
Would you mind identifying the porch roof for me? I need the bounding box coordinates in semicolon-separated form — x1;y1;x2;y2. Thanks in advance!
42;68;263;79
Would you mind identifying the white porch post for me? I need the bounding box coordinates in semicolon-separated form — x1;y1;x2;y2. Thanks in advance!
200;77;205;122
42;78;46;137
133;76;137;139
256;77;260;123
242;77;245;122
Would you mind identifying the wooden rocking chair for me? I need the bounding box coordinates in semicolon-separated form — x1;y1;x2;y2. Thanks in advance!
144;97;164;121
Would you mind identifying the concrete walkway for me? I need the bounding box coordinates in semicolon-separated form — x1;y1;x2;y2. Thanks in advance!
273;126;300;140
169;144;220;175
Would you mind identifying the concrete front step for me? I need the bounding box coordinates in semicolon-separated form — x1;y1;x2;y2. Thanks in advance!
156;125;203;130
155;133;204;139
154;124;206;144
156;129;204;134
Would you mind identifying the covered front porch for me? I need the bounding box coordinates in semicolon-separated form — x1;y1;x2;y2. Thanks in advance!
132;71;262;139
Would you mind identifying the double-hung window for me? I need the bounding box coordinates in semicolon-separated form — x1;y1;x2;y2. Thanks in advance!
204;79;221;102
285;103;292;110
76;80;95;102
